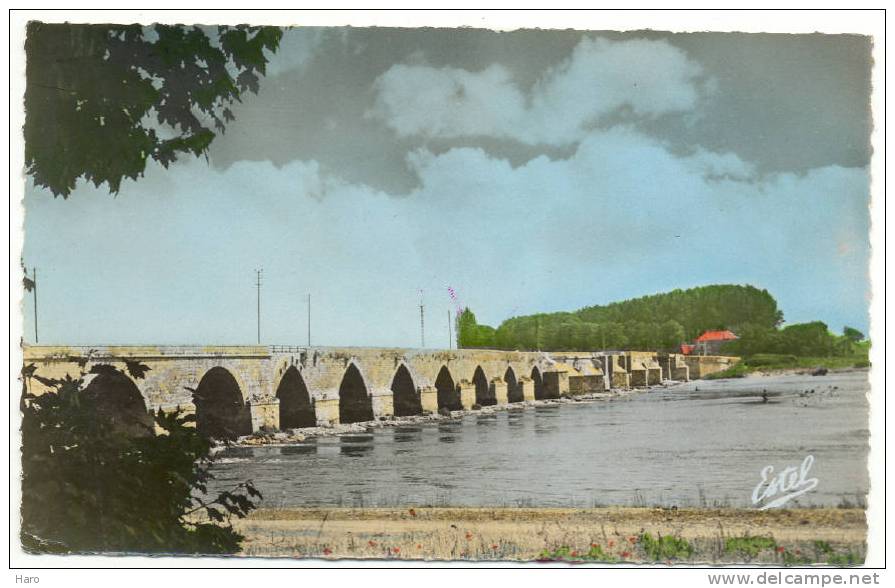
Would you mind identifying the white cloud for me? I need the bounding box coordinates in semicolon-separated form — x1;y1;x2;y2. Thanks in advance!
25;128;869;346
370;37;706;146
371;64;526;140
263;28;323;78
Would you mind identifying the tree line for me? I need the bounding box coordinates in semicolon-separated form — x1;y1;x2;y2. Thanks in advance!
457;284;866;357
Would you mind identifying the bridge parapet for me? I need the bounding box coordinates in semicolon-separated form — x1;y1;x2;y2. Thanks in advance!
21;345;727;436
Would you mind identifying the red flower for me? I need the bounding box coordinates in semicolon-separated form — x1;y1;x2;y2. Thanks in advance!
591;543;598;548
322;547;332;556
409;508;417;517
776;546;786;553
492;544;499;550
417;544;422;549
393;547;400;554
795;549;801;555
621;551;631;558
368;540;377;547
608;540;615;548
628;536;638;544
465;531;473;540
571;551;579;557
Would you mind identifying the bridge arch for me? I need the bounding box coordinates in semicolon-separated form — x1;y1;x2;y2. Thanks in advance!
505;366;523;403
338;363;374;424
276;366;316;429
193;367;253;440
473;366;495;406
391;363;421;417
435;365;460;411
83;370;153;436
531;366;546;400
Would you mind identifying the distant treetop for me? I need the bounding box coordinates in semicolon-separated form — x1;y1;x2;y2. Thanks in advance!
458;284;784;352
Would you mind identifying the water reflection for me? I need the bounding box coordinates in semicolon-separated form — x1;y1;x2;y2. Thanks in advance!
340;434;374;443
394;427;422;443
280;444;317;456
507;411;525;428
340;444;373;457
218;446;256;459
209;371;869;509
339;433;374;457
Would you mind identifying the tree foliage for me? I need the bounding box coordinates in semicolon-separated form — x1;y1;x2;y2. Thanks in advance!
842;326;865;343
456;308;497;349
461;284;783;352
20;363;260;554
728;322;867;358
25;21;282;197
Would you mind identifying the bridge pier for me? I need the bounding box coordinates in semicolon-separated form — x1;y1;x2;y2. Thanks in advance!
370;388;394;419
568;371;605;395
543;367;570;398
671;365;689;381
314;396;340;426
518;377;536;401
419;385;438;414
458;380;476;409
649;367;663;385
491;378;508;405
249;399;280;432
683;355;738;378
608;355;630;389
658;353;689;381
630;366;648;387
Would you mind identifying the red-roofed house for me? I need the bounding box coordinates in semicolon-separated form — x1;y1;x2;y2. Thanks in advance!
680;343;696;355
693;330;738;355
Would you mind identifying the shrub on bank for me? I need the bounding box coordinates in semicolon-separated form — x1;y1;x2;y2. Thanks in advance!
745;354;798;367
20;362;261;554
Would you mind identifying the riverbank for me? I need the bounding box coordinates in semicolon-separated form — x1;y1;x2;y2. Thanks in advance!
228;385;657;447
234;506;866;564
704;358;870;380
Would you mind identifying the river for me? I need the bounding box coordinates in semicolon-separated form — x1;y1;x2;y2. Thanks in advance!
210;370;870;509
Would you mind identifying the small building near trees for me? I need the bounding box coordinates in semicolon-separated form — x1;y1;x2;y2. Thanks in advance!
680;330;738;355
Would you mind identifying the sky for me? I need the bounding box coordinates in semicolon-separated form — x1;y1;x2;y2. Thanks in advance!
21;26;873;347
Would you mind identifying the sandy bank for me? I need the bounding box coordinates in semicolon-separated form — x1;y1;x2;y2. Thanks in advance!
740;366;870;379
234;506;866;563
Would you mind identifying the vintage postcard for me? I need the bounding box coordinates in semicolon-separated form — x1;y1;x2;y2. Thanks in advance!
9;9;885;575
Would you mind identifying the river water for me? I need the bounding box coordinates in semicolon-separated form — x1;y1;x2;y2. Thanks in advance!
210;370;870;509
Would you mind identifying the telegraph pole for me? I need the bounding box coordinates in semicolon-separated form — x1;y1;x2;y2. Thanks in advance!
447;310;452;349
307;293;311;346
255;269;263;344
32;268;38;344
419;293;425;348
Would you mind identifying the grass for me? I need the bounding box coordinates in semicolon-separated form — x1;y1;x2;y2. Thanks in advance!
812;540;864;566
537;534;864;566
724;535;777;559
704;354;870;380
538;544;618;563
640;532;694;561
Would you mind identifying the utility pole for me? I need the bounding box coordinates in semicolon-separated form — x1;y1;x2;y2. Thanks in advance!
419;293;425;348
307;293;311;346
255;268;262;344
447;310;452;349
32;268;38;344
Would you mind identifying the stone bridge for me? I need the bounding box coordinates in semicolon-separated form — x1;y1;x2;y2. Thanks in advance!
21;345;732;439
